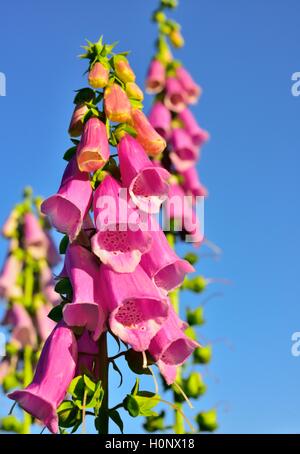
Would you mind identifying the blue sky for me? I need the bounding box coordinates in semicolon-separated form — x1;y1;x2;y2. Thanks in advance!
1;0;300;434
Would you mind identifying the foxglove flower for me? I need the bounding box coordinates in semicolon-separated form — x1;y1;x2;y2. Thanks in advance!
176;66;201;104
148;101;172;140
41;157;93;242
125;82;144;101
88;62;109;89
181;167;208;198
130;109;166;156
35;302;56;343
76;330;100;379
7;303;37;348
114;56;136;83
164;77;186;113
118;134;170;214
99;264;169;351
76;117;110;172
45;231;61;268
171;128;199;162
146;60;166;94
140;218;194;293
63;244;106;340
179;108;209;146
68;104;88;137
0;254;22;299
91;174;152;273
148;306;198;380
8;322;77;434
104;83;131;123
40;264;60;306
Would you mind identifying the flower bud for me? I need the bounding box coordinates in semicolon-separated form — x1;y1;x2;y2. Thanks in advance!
170;29;185;48
152;10;166;23
104;83;131;123
125;82;144;101
114;55;135;83
130;108;166;156
88;61;109;89
184;372;206;398
68;103;88;137
194;345;212;364
183;276;206;293
143;411;165;432
186;306;205;326
196;409;218;432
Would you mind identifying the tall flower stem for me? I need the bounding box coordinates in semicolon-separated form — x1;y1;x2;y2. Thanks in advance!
21;345;33;434
98;332;109;434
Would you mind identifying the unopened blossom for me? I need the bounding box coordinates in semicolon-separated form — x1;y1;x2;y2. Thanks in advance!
104;83;131;123
114;55;135;83
68;103;89;137
99;264;169;352
130;109;166;156
76;117;110;172
125;82;144;101
118;134;170;214
91;174;152;273
88;61;109;89
146;59;166;94
8;322;77;434
41;157;93;242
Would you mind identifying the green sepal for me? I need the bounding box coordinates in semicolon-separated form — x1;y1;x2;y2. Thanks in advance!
73;87;95;105
109;410;124;434
57;401;80;428
59;235;69;254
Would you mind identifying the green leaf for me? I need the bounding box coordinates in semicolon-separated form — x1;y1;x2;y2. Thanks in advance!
83;374;96;393
73;87;95;104
63;146;77;162
71;139;80;145
47;304;63;323
109;410;124;434
125;349;152;375
55;277;73;297
111;360;123;387
57;401;80;428
59;235;69;254
68;375;85;399
123;395;140;418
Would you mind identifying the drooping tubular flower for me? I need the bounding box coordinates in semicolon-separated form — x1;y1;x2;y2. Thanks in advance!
63;243;107;340
91;174;152;273
6;303;37;348
130;109;167;157
178;108;209;146
148;305;199;384
23;212;49;260
146;59;166;94
9;322;78;434
176;66;201;105
88;61;109;89
99;263;169;352
0;254;22;299
148;101;172;140
118;134;170;214
41;157;92;242
104;83;132;123
76;330;100;379
76;117;110;172
68;103;89;137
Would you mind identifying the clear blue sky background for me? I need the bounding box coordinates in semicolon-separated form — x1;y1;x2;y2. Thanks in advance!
0;0;300;434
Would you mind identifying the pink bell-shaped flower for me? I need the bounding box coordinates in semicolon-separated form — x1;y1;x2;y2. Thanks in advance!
91;174;152;273
8;321;78;434
63;244;107;341
130;109;166;157
41;157;93;242
104;83;131;123
148;101;172;140
181;167;208;198
176;66;201;104
164;77;187;113
118;134;170;214
146;59;166;94
99;264;169;352
179;108;209;146
68;103;88;137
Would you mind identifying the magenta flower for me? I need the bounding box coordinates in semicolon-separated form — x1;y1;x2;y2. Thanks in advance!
176;66;201;104
63;244;107;340
23;212;48;259
8;322;77;434
68;103;88;137
91;174;152;273
148;305;198;377
7;303;37;348
76;117;110;173
171;128;199;162
140;218;194;293
40;265;60;306
181;167;208;198
41;157;93;242
164;77;187;113
0;254;22;299
156;361;177;385
45;231;61;268
146;59;166;94
118;134;170;214
76;330;100;379
179;108;209;146
148;101;172;140
99;264;169;351
35;303;56;343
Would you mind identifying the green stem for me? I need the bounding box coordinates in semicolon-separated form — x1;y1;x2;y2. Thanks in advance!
23;263;34;308
98;332;109;434
21;345;33;434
